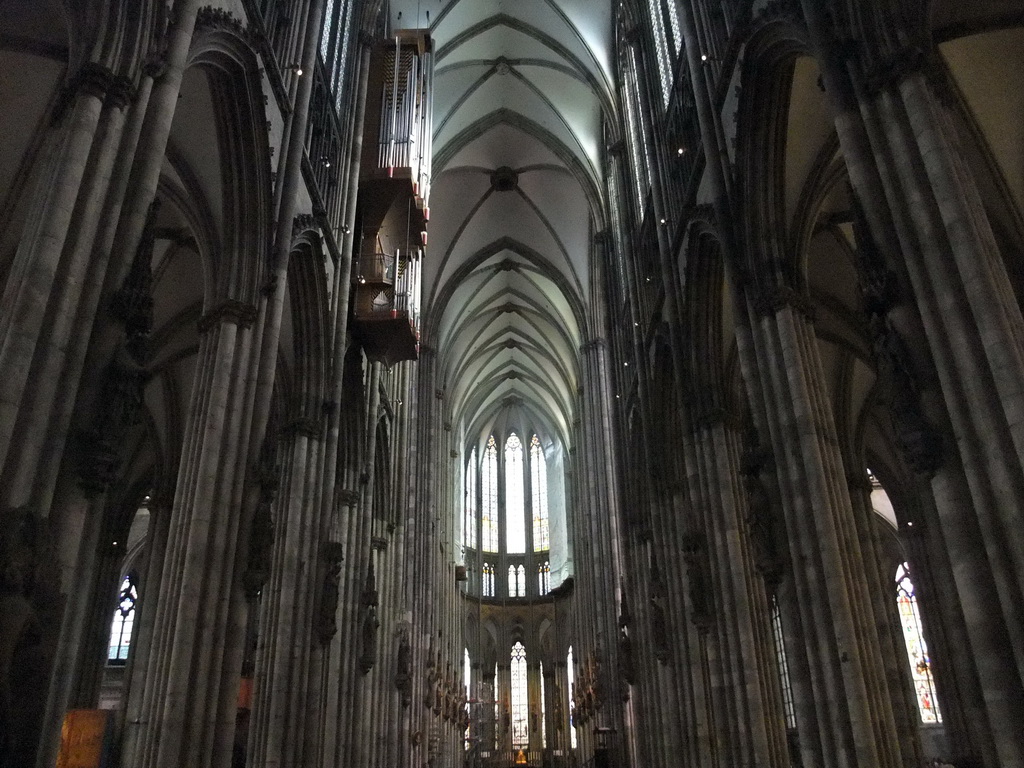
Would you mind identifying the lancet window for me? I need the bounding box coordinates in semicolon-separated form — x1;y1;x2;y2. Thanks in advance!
511;642;529;749
463;428;555;599
897;562;942;723
770;597;796;729
482;563;495;598
108;574;137;664
505;434;526;553
539;661;547;748
508;564;526;598
464;448;477;549
567;645;577;749
647;0;673;106
482;437;499;552
531;435;549;551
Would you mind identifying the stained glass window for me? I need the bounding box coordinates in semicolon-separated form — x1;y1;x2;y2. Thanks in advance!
465;448;478;549
622;49;652;211
538;561;550;596
539;661;547;747
770;597;796;729
896;563;942;723
647;0;673;107
511;642;528;749
494;663;499;750
464;648;472;750
482;437;499;552
531;435;549;551
108;574;137;663
665;0;682;55
483;562;495;597
567;645;577;749
505;434;526;553
508;564;526;597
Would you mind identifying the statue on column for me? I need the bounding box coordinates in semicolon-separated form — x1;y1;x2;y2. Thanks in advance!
358;561;379;673
395;627;412;706
315;541;344;645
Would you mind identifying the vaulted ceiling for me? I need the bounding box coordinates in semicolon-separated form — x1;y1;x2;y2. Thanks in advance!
391;0;613;446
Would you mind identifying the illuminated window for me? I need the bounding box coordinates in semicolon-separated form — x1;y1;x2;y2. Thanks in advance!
897;563;942;723
508;564;526;598
465;448;478;549
494;663;499;750
622;47;652;211
511;642;528;749
770;597;796;729
665;1;682;55
108;574;137;663
567;645;577;749
647;0;673;106
505;434;526;553
540;661;547;747
538;561;550;596
464;648;472;750
531;435;549;551
482;437;499;552
483;563;495;598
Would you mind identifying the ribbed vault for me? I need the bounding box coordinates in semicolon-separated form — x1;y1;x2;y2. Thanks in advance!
391;0;611;445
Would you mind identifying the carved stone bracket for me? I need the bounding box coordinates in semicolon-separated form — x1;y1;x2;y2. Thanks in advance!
337;489;360;507
749;284;816;321
198;299;258;333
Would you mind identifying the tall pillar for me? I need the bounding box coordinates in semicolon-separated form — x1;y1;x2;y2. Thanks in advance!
121;303;259;768
735;292;911;767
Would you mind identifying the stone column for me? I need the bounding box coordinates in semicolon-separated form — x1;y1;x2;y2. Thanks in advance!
795;4;1024;761
735;291;909;767
120;303;259;768
685;415;790;768
0;64;126;482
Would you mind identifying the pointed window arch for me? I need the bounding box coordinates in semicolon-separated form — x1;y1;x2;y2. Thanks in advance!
538;561;550;596
511;642;529;749
508;564;526;598
567;645;577;749
482;436;499;552
464;648;472;750
464;447;478;549
531;435;549;551
770;596;797;729
108;574;138;664
897;562;942;723
482;563;495;598
505;433;526;553
647;0;673;106
540;660;547;748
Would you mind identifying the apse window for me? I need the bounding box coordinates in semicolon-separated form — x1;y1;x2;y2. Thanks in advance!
483;563;495;598
508;564;526;598
108;574;138;664
511;642;529;749
463;428;555;599
896;562;942;723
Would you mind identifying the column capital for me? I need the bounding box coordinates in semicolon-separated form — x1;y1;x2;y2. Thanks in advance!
198;299;258;332
337;489;360;507
749;284;815;321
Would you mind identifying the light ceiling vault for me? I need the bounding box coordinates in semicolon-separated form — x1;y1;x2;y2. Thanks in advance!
390;0;614;445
